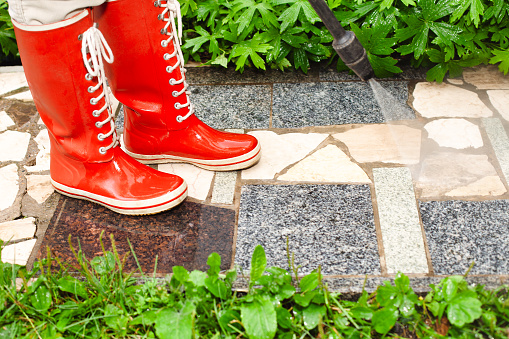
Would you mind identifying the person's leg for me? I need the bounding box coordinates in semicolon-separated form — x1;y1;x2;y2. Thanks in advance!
94;0;261;171
11;8;188;214
7;0;106;25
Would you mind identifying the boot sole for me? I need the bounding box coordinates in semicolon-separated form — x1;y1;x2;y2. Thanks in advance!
123;143;261;171
51;179;188;215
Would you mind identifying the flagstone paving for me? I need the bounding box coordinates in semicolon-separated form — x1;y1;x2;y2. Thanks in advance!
1;64;509;292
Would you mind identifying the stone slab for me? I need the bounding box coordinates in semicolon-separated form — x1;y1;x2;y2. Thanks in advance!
416;152;505;198
26;175;54;204
1;239;37;266
420;200;509;275
373;167;428;274
242;131;328;180
487;90;509;121
6;90;33;101
0;130;31;162
190;85;271;129
483;118;509;184
158;163;214;201
38;197;236;273
235;185;380;275
25;130;51;173
211;171;237;205
0;164;19;211
413;82;492;118
0;110;15;131
272;81;413;128
4;101;38;127
0;73;28;96
0;217;36;242
333;124;421;165
424;119;483;149
463;65;509;89
277;145;370;183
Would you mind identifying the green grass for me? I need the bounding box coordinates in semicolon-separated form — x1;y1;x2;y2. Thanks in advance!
0;233;508;338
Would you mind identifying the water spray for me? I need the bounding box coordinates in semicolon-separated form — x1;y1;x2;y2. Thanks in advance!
307;0;374;81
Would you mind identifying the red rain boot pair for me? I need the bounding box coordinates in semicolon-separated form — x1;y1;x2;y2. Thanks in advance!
13;0;260;215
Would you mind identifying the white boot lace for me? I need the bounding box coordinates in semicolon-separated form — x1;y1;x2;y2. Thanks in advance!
156;0;195;123
81;24;119;155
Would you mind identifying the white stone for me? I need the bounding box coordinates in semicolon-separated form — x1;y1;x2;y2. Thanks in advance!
447;78;464;85
278;145;370;183
0;110;15;132
241;131;328;180
424;119;483;149
158;163;214;201
26;175;54;204
416;152;504;197
463;65;509;89
1;239;36;266
413;82;492;118
0;217;36;242
0;130;31;162
37;117;44;125
25;130;51;173
333;124;421;164
0;72;28;95
211;171;238;204
445;176;506;197
487;90;509;121
0;164;19;211
6;90;33;101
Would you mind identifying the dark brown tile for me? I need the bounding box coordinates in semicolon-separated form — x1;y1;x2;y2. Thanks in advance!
0;100;38;127
38;196;236;273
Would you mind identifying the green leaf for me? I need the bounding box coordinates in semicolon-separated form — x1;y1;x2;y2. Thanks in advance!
172;266;190;283
30;285;51;311
250;245;267;284
299;272;319;293
293;48;309;73
90;252;115;274
189;270;207;287
155;302;196;339
490;49;509;75
446;293;482;327
451;0;485;27
276;307;294;329
372;307;399;334
219;310;243;333
351;306;373;320
104;304;128;331
294;290;317;307
205;276;228;299
57;276;87;298
207;252;221;277
241;297;277;339
302;304;326;330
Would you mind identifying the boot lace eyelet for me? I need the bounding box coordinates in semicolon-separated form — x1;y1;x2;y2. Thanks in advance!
161;40;168;47
88;86;95;93
92;110;100;117
176;115;184;123
154;0;161;6
90;98;97;105
160;28;167;35
97;133;104;141
169;78;176;85
85;73;93;81
99;147;106;154
157;14;164;20
174;103;181;109
172;91;179;97
95;122;101;128
164;53;171;60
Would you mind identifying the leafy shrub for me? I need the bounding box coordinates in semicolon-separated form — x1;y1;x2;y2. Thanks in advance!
180;0;509;80
1;235;509;338
0;0;18;63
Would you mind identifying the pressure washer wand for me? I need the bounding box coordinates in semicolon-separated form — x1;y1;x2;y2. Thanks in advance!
307;0;374;81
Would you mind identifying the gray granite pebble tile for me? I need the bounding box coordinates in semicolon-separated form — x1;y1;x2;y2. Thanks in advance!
420;200;509;275
186;66;319;85
319;66;427;82
373;168;428;274
235;184;380;275
115;105;124;131
272;81;414;128
211;171;237;205
190;85;271;129
483;118;509;183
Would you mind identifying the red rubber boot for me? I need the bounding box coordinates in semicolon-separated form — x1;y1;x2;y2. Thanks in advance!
94;0;261;171
13;10;187;215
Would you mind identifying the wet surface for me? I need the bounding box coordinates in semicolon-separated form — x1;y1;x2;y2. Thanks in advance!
38;196;236;273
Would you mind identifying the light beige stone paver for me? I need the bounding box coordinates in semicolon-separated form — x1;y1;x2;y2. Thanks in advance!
158;163;214;201
0;130;31;162
445;176;506;197
211;171;237;204
416;152;504;198
446;78;464;85
373;167;428;274
1;239;36;265
0;217;36;242
487;90;509;121
278;145;370;183
413;82;492;118
424;119;483;149
6;90;33;101
25;130;51;173
463;65;509;89
26;175;54;204
242;131;328;180
0;111;15;132
333;124;421;165
483;118;509;184
0;164;19;211
0;72;28;96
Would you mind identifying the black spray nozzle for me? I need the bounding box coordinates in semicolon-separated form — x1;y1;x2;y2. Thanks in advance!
307;0;374;81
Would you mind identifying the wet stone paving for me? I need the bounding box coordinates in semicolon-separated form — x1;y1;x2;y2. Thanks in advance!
1;64;509;292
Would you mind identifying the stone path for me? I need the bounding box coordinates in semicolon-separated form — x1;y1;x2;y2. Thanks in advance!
1;64;509;292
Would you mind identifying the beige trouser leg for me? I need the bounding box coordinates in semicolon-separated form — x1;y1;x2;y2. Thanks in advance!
7;0;108;25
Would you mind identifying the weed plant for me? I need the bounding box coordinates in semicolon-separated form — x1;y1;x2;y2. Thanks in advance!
0;233;508;338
